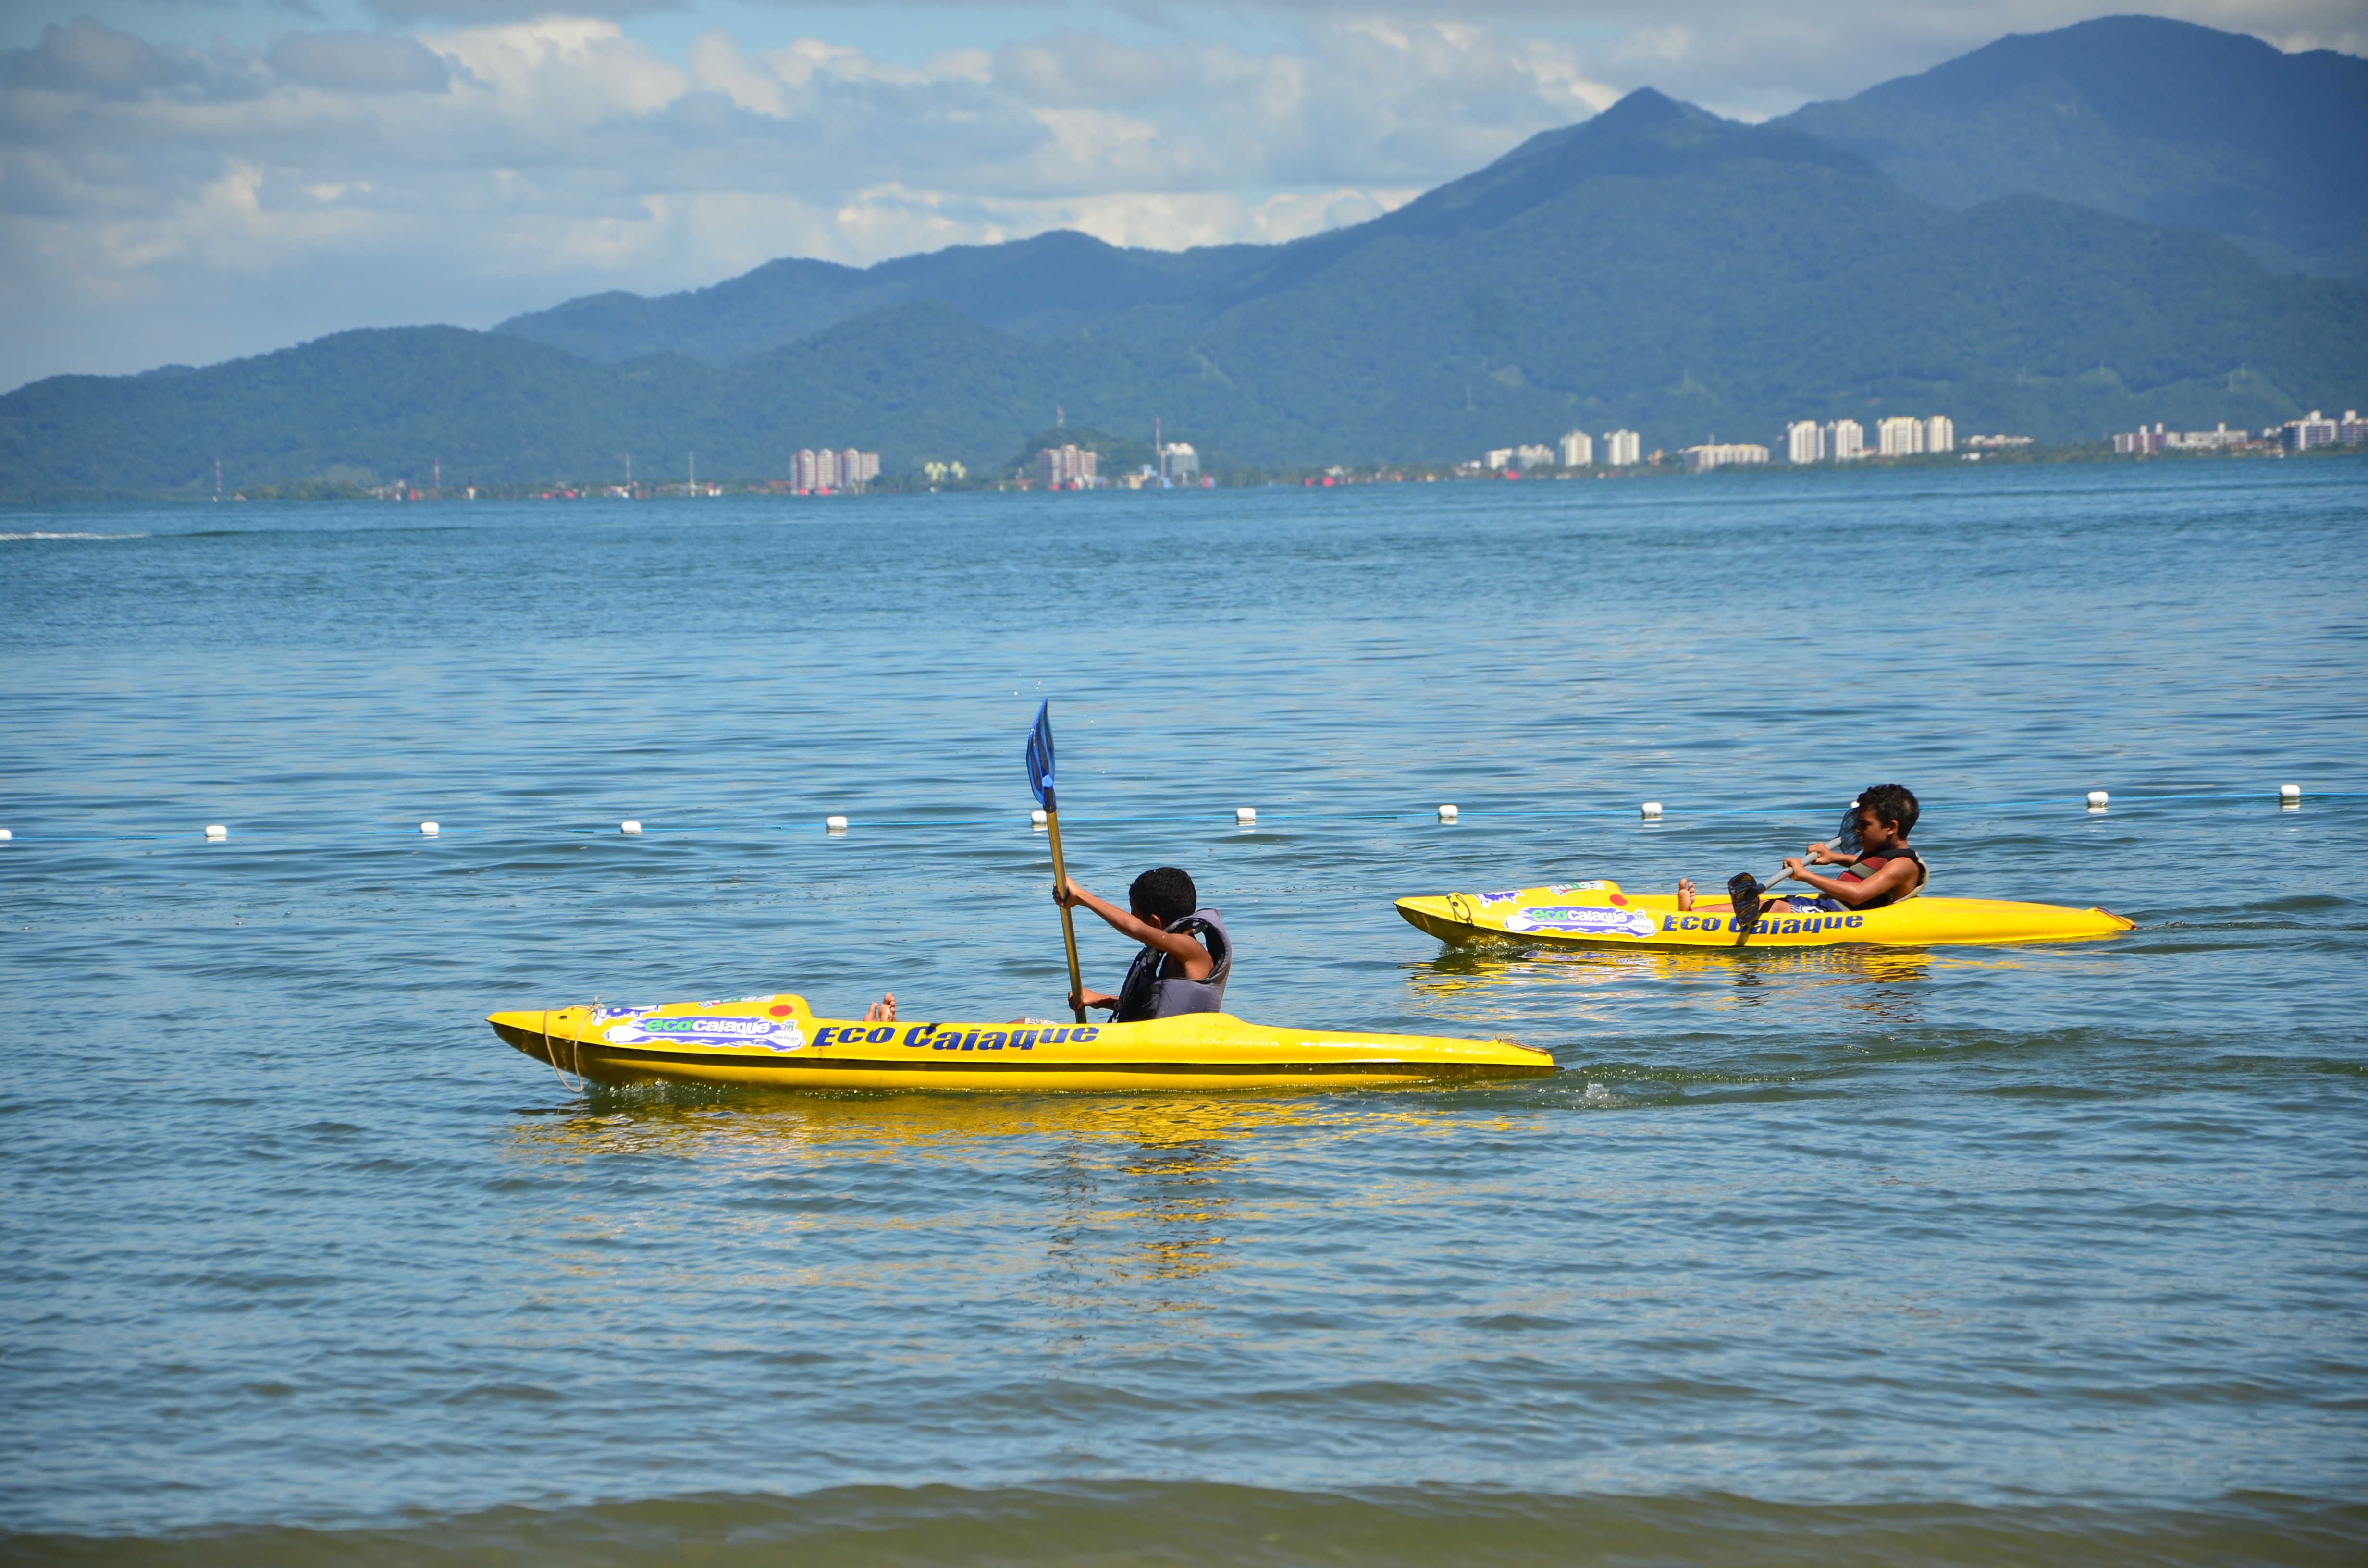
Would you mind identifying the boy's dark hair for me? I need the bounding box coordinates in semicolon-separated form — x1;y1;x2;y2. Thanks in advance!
1850;784;1920;844
1129;867;1199;927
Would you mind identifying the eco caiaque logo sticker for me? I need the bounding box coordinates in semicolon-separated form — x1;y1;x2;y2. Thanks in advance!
604;1014;808;1052
1503;906;1658;939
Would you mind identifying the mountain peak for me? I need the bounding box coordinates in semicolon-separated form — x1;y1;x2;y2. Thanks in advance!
1482;87;1722;175
1774;14;2368;282
1588;86;1713;132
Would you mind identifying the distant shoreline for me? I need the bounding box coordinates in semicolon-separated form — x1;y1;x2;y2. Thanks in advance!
5;439;2358;505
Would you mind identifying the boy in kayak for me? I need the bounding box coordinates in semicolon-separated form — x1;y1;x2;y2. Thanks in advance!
1056;866;1233;1021
1677;784;1928;914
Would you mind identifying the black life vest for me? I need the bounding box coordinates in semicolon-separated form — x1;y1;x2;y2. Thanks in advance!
1838;845;1926;908
1113;909;1232;1022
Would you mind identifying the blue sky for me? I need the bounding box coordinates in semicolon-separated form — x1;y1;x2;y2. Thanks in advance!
2;2;2359;389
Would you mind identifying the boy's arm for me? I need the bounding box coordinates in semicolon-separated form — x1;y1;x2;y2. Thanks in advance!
1057;879;1214;978
1780;855;1919;907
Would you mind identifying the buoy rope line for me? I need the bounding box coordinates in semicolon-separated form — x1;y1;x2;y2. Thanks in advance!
5;789;2355;844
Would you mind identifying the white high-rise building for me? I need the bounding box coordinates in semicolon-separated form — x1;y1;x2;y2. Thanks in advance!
1786;420;1825;464
1878;416;1926;457
1925;416;1954;454
792;448;876;489
1683;443;1771;474
1037;445;1098;487
1159;442;1199;480
1558;430;1594;467
2282;410;2340;450
1604;429;1641;466
795;448;841;490
1515;443;1556;471
1485;447;1516;471
1825;419;1865;461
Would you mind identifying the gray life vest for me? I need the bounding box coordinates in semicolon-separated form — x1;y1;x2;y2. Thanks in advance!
1112;909;1232;1022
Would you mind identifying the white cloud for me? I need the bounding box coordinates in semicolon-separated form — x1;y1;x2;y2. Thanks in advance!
0;12;1615;386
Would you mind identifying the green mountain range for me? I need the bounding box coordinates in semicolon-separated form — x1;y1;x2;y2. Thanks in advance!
496;231;1267;366
2;16;2362;495
494;14;2367;369
1775;14;2368;287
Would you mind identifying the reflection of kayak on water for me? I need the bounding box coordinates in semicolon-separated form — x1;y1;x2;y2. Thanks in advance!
1397;880;2133;950
490;993;1555;1092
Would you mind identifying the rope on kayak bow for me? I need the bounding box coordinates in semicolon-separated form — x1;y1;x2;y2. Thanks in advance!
542;1004;585;1096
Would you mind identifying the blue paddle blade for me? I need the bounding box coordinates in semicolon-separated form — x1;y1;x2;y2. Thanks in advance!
1025;701;1056;811
1728;871;1765;932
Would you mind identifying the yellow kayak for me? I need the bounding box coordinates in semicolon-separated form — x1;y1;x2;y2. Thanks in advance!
1397;880;2132;950
489;993;1554;1091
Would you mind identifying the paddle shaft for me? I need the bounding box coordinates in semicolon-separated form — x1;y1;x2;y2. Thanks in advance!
1045;809;1087;1024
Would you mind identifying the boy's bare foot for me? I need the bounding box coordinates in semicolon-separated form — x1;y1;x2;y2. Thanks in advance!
863;993;896;1022
1677;878;1695;912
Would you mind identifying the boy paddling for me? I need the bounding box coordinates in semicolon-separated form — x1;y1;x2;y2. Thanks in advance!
1679;784;1928;915
849;867;1228;1027
1056;866;1233;1021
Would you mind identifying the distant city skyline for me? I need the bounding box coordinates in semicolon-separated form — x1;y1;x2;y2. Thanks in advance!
2;2;2360;391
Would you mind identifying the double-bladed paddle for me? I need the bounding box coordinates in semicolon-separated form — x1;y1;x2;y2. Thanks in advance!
1026;702;1088;1024
1730;801;1866;938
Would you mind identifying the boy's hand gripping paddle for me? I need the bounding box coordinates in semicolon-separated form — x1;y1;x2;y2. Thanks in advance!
1732;802;1862;942
1027;702;1088;1023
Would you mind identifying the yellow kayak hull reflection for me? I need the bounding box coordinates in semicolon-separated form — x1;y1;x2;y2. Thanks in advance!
1397;881;2134;950
490;993;1554;1092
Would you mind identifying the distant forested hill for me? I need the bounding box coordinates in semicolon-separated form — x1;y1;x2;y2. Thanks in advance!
0;310;1166;495
5;44;2365;494
493;230;1268;367
1775;14;2368;286
1105;89;2367;465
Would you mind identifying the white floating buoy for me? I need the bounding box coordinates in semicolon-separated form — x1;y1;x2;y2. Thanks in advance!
205;824;228;840
2086;791;2109;811
1437;804;1458;822
1235;807;1257;825
1641;801;1663;819
420;821;439;836
826;815;849;834
1030;808;1048;828
2280;784;2301;806
0;828;12;841
620;820;642;835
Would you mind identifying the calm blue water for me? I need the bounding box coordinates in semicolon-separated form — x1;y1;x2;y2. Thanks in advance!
3;461;2365;1563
